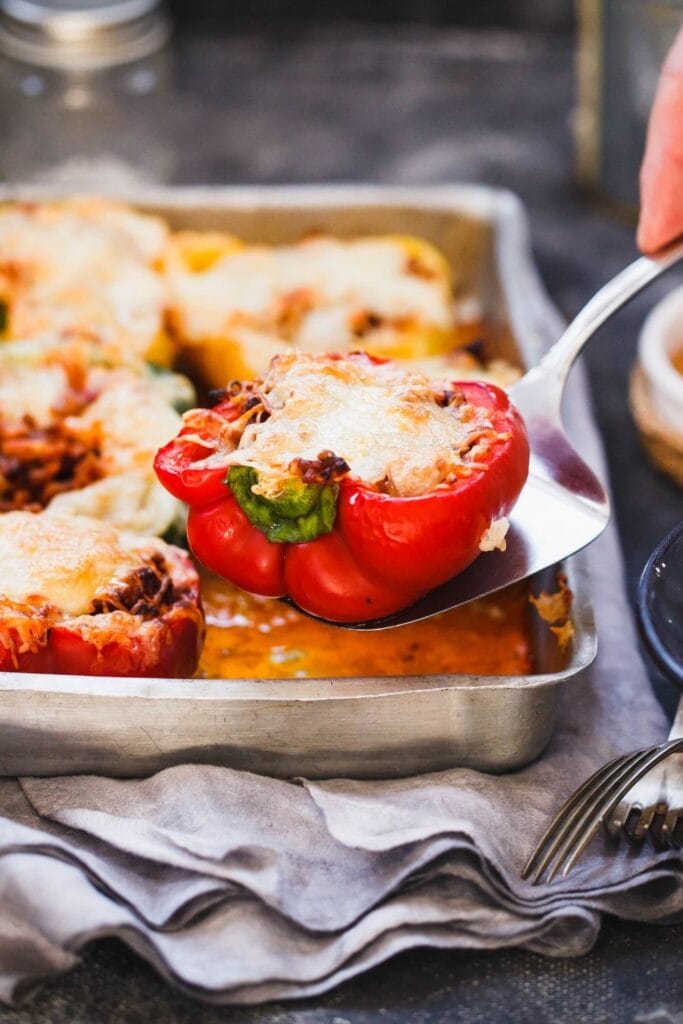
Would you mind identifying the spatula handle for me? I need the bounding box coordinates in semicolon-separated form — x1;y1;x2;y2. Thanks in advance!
511;237;683;419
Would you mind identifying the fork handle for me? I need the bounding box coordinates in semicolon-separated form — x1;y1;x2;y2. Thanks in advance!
510;236;683;418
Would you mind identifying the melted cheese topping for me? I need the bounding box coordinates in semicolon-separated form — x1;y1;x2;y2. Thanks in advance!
0;363;68;425
221;352;493;497
0;512;153;616
57;375;184;534
167;235;454;346
0;338;186;533
46;470;181;538
70;372;183;475
0;199;167;358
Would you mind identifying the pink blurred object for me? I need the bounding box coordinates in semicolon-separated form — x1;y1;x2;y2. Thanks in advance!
638;28;683;255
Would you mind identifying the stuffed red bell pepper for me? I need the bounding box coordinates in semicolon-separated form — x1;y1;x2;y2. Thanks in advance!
154;351;530;623
0;511;204;676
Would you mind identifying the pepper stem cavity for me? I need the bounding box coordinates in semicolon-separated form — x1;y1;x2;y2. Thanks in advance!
227;466;338;543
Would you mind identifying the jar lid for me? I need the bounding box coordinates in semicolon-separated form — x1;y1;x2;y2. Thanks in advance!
0;0;171;68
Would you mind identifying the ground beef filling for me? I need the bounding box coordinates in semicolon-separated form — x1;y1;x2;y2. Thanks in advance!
90;554;179;618
0;412;104;513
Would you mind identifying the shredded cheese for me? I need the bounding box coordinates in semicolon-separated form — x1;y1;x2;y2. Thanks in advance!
213;351;500;498
0;512;154;616
478;516;510;552
167;235;454;351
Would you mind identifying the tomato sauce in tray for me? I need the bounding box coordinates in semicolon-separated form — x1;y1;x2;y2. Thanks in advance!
198;574;533;679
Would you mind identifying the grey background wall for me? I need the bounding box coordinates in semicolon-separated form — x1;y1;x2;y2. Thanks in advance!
166;1;574;31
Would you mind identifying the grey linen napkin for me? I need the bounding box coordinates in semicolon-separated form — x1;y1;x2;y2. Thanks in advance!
0;367;681;1005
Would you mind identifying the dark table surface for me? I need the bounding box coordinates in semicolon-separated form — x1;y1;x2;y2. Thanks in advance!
3;22;683;1024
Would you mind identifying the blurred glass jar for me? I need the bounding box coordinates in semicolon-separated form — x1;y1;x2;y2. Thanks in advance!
576;0;683;215
0;0;175;186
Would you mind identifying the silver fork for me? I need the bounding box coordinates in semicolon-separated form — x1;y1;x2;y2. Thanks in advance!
524;522;683;885
608;521;683;850
522;731;683;885
606;698;683;847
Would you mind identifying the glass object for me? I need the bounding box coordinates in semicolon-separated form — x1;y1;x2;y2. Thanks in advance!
576;0;683;214
0;0;175;186
638;519;683;687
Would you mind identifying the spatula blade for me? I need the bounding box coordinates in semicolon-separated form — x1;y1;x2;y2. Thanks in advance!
342;468;609;630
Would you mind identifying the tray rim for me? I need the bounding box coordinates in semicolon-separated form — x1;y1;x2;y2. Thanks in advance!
0;182;595;706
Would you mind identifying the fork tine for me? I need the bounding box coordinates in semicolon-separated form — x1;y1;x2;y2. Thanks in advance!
660;806;682;847
521;750;641;881
525;747;658;884
630;803;661;842
649;806;670;847
555;738;683;880
608;759;671;841
615;748;683;846
524;737;683;885
606;799;638;840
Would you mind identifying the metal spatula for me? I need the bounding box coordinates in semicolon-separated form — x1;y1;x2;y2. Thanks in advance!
347;236;683;631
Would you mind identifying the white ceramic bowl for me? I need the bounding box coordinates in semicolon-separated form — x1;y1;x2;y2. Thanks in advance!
638;286;683;437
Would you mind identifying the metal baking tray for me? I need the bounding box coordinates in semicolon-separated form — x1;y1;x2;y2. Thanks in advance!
0;184;597;779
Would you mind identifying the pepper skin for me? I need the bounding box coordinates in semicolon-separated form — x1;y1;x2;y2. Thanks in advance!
0;544;204;677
